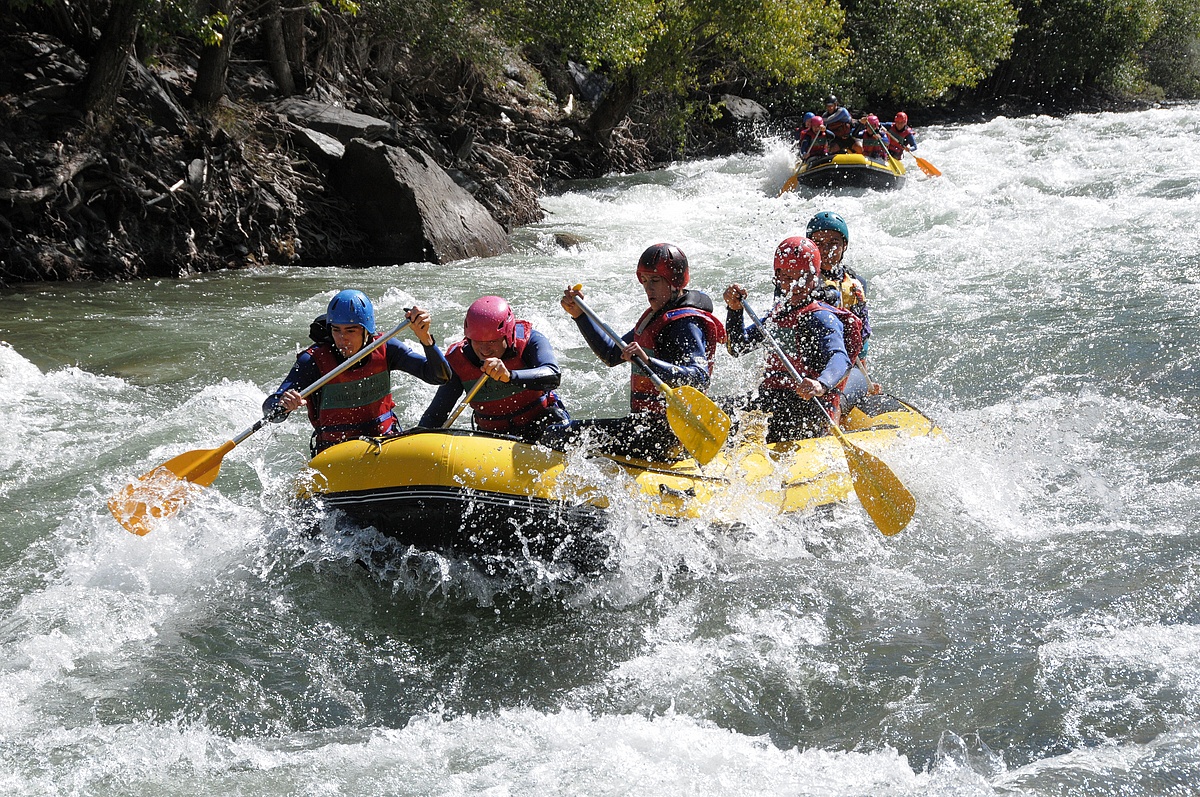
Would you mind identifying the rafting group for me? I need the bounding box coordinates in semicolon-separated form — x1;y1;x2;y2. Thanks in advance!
262;210;878;467
794;95;919;166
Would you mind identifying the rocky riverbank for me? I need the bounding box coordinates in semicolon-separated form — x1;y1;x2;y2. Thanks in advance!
0;19;684;287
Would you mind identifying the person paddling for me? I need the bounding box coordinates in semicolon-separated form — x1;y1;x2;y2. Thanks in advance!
806;211;878;395
549;243;726;461
264;289;451;455
723;237;865;443
420;295;569;442
882;112;918;159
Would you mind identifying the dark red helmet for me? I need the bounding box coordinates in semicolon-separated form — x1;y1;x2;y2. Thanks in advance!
894;111;908;127
464;295;516;344
636;243;689;289
773;237;821;279
809;115;824;130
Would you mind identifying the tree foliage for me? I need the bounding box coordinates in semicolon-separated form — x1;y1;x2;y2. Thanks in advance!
841;0;1017;104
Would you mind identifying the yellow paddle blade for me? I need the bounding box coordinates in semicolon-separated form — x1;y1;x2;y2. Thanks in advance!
662;385;731;466
778;172;799;196
914;155;941;177
107;442;234;535
831;428;915;536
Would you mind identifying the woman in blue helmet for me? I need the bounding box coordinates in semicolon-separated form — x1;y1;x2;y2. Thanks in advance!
806;211;877;399
263;289;451;455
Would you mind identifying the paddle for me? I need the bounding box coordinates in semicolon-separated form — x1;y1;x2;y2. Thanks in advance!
909;149;941;177
108;316;413;536
569;286;730;465
878;125;940;177
740;300;915;536
442;374;489;428
866;118;904;174
779;170;799;196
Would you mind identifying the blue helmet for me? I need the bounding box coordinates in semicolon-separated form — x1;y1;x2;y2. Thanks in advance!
326;289;376;334
806;211;850;245
802;112;815;123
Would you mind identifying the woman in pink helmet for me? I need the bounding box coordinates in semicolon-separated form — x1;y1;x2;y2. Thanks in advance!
420;295;569;442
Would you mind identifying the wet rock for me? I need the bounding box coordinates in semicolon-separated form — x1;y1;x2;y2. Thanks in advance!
273;98;390;144
335;139;510;264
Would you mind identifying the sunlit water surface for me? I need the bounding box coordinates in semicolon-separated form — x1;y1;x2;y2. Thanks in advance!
2;105;1199;795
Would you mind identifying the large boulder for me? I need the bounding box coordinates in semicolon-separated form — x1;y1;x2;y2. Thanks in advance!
273;98;390;144
336;139;510;264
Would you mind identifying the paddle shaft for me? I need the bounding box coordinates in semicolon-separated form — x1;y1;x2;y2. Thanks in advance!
740;300;841;428
237;317;414;445
570;294;669;389
442;374;489;428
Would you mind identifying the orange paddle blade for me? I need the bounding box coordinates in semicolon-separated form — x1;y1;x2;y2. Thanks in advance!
914;155;941;177
108;442;234;535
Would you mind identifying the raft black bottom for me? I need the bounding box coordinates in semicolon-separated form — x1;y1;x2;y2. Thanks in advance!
319;485;612;575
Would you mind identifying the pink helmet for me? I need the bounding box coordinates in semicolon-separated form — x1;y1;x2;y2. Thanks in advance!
894;111;908;127
866;114;880;128
464;295;516;344
809;115;824;130
773;237;821;279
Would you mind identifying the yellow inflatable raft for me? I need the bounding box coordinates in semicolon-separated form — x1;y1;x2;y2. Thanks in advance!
298;393;939;572
786;153;906;192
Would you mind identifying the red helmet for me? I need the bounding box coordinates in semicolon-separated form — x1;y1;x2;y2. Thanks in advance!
636;243;689;289
773;237;821;279
464;295;516;344
865;114;880;128
894;111;908;127
809;115;824;130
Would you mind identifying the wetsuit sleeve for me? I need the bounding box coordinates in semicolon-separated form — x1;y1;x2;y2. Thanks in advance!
573;313;630;367
418;374;466;428
262;351;322;421
725;307;765;356
807;309;853;391
641;318;712;389
387;338;452;384
509;329;561;391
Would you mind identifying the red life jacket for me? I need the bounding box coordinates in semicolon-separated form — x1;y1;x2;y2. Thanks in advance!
304;340;397;450
629;302;726;414
445;320;558;432
759;300;864;412
861;132;888;161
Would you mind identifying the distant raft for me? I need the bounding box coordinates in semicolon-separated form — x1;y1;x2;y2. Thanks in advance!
298;393;939;573
785;153;906;192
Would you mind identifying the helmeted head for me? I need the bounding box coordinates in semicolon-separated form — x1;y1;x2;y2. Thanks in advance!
773;236;821;280
326;289;376;334
636;243;689;290
809;115;824;130
894;111;909;128
865;114;880;129
806;211;850;271
824;94;839;110
802;112;815;125
806;211;850;245
826;107;852;130
464;295;517;346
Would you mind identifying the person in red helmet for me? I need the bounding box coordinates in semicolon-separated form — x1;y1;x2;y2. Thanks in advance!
420;295;569;442
882;111;918;159
553;243;726;460
722;237;864;442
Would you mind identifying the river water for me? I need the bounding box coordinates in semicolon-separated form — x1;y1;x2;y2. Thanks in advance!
2;105;1199;795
